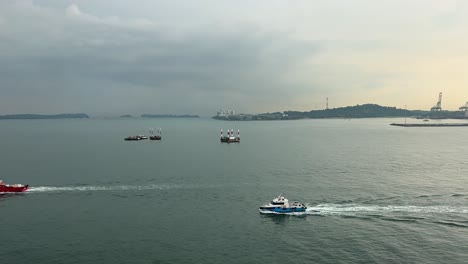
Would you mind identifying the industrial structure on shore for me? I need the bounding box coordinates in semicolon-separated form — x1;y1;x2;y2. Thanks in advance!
430;92;443;111
429;92;467;113
216;109;236;117
460;102;468;112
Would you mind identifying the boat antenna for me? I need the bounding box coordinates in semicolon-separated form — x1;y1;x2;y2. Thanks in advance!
237;129;240;139
277;193;282;200
221;129;223;138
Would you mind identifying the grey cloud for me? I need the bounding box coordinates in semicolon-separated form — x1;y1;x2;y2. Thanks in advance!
0;2;320;115
4;1;465;114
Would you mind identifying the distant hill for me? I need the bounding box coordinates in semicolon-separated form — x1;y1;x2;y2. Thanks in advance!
0;113;89;119
120;114;133;118
288;104;413;119
141;114;199;118
213;104;468;121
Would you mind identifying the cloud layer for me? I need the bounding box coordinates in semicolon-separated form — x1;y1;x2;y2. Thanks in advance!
1;0;468;115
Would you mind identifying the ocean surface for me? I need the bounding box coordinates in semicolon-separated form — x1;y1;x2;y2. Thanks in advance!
1;118;468;263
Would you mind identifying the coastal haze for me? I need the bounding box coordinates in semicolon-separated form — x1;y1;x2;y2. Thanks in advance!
1;118;468;263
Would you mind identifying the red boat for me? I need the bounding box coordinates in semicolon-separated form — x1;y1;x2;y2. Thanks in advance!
0;180;28;193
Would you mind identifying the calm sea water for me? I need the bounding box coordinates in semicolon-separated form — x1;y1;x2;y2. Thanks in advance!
1;118;468;263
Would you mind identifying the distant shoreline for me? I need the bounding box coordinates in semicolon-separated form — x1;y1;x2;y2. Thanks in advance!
213;104;468;121
141;114;199;118
0;113;89;120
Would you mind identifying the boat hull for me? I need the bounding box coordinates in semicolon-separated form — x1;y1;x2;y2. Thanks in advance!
259;207;307;214
124;136;148;141
220;138;240;143
0;185;28;193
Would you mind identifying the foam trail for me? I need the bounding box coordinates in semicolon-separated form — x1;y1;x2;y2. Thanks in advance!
27;184;206;193
306;204;468;215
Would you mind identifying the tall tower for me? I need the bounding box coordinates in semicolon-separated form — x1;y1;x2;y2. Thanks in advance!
430;92;442;111
326;97;329;110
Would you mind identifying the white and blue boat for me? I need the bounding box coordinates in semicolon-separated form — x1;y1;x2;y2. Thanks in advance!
259;194;307;214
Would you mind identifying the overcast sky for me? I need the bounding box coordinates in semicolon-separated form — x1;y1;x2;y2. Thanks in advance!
1;0;468;115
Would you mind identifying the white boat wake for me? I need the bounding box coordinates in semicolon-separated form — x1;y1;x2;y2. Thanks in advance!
306;203;468;215
27;184;211;193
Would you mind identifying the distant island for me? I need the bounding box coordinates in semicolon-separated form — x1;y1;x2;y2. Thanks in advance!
141;114;199;118
120;114;133;118
0;113;89;119
213;104;468;121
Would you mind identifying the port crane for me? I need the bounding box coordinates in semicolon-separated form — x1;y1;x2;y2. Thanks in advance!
430;92;442;111
460;102;468;111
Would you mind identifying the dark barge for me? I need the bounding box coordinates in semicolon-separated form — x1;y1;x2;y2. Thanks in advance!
149;128;162;140
220;129;240;143
124;135;148;141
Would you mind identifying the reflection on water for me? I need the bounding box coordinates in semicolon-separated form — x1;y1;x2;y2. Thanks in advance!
260;213;307;225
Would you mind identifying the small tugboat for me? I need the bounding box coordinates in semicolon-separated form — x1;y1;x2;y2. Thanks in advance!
124;136;139;141
259;194;307;214
220;129;240;143
149;128;162;140
124;135;148;141
0;180;28;193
